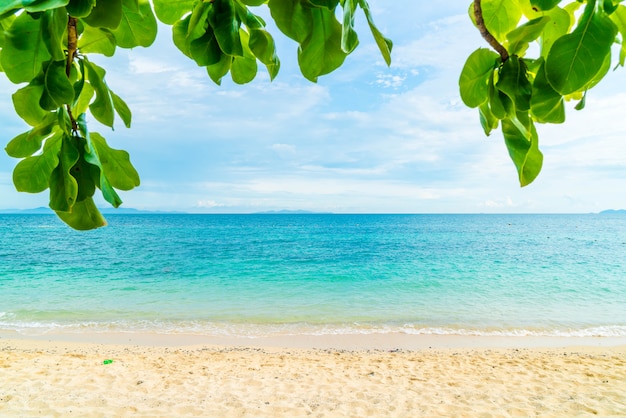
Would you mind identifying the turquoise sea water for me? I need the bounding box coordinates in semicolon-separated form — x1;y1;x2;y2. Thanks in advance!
1;214;625;338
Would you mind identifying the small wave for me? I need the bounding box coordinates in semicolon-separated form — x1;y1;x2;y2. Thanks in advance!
1;319;626;339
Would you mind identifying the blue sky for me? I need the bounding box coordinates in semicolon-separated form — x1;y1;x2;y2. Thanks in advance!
2;1;626;213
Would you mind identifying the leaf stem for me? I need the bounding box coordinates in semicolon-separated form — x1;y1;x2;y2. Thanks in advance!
473;0;509;62
66;16;78;132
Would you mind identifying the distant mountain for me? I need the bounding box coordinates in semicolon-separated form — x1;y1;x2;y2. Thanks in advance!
599;209;626;215
254;210;332;215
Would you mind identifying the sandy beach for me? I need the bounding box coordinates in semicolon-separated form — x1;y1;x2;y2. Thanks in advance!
1;335;625;417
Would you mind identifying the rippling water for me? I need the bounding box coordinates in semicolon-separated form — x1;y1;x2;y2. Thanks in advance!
1;213;625;337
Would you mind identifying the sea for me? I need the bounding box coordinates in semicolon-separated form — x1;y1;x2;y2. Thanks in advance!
1;213;625;339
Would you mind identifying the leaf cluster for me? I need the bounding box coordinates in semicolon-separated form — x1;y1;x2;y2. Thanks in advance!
460;0;623;186
0;0;392;229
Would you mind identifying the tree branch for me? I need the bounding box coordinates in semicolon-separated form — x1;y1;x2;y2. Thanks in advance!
473;0;509;62
66;16;78;132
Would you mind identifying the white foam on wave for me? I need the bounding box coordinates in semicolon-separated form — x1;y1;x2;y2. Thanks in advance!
2;319;626;339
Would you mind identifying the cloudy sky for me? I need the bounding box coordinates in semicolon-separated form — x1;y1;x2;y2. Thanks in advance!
2;1;626;213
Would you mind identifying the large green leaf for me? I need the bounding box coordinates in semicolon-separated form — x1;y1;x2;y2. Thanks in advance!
0;0;69;15
530;60;564;123
268;0;312;43
502;117;543;186
546;0;617;95
459;48;498;108
172;15;193;58
153;0;194;25
5;114;57;158
231;29;257;84
496;56;532;112
478;101;499;136
208;0;244;57
90;132;140;191
341;0;359;54
530;0;561;11
12;82;48;126
66;0;97;18
110;90;131;128
189;28;222;66
358;0;392;66
84;59;115;127
0;12;51;83
610;5;626;66
112;0;158;48
49;134;80;212
539;6;570;58
480;0;523;41
55;196;107;230
41;8;67;61
82;0;123;29
12;131;63;193
78;25;116;56
506;16;550;56
249;28;280;80
40;60;75;111
206;53;232;85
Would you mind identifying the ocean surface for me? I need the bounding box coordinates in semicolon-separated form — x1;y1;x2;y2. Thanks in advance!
1;213;625;338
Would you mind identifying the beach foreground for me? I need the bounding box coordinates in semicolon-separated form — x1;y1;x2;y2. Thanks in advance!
1;338;625;417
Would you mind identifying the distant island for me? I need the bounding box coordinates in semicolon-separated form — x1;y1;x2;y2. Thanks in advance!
599;209;626;215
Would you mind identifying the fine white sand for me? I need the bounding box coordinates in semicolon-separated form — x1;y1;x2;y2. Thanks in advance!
1;335;625;417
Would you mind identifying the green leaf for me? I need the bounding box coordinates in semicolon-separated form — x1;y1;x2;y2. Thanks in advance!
530;0;561;11
82;0;123;29
530;60;565;123
358;0;392;66
546;1;617;95
240;0;267;5
153;0;194;25
506;16;550;56
55;196;107;230
231;29;257;84
5;113;57;158
478;101;499;136
72;82;95;116
12;131;63;193
90;132;140;191
71;143;98;202
206;52;232;85
249;28;280;80
40;60;75;111
84;59;115;127
480;0;523;41
110;90;131;128
268;0;311;43
111;0;158;48
208;0;244;57
502;117;543;186
540;6;571;58
12;82;48;126
341;0;359;54
189;28;222;66
172;15;193;58
78;25;117;56
610;5;626;66
49;134;80;212
0;11;51;83
459;48;499;108
496;56;532;112
0;0;69;15
67;0;97;18
41;8;67;61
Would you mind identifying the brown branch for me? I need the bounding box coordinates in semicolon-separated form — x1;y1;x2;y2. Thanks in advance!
66;16;78;132
473;0;509;62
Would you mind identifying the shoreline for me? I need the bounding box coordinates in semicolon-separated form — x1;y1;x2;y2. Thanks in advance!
3;329;626;350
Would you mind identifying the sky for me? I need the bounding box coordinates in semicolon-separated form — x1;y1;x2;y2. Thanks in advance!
2;1;626;214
